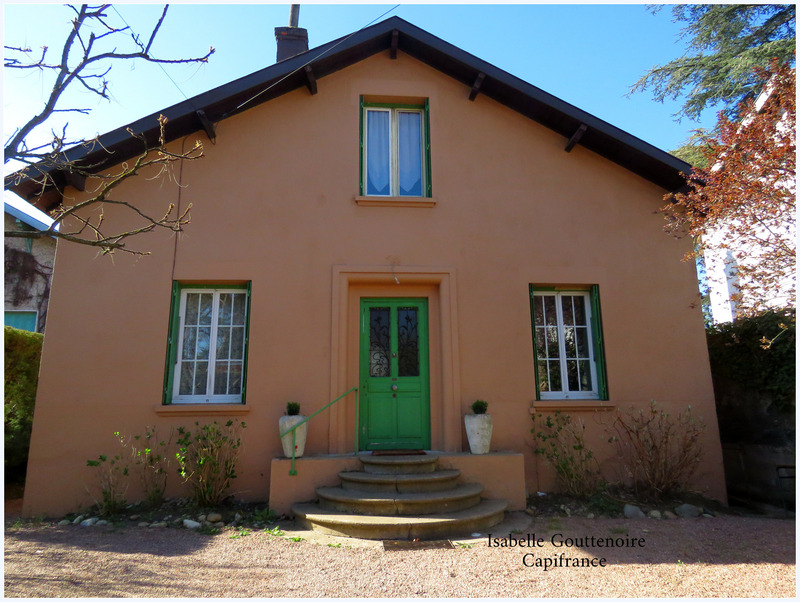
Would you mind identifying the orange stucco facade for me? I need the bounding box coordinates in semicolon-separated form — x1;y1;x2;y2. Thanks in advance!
22;50;726;517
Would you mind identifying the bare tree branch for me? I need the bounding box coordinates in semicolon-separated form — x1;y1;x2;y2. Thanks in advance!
4;4;214;256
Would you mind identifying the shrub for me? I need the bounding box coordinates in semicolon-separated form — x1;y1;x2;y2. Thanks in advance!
471;400;488;414
286;402;301;416
86;449;129;516
125;426;173;508
606;401;705;502
532;411;602;498
706;308;795;414
175;420;246;507
4;326;43;481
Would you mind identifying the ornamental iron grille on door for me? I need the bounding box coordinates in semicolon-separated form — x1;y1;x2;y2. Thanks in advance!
359;298;430;450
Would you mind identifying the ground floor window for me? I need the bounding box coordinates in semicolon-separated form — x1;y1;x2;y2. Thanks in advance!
163;283;251;404
4;311;37;332
530;285;608;400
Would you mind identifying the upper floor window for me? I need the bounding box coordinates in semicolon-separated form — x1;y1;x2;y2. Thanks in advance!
530;286;608;401
163;283;251;404
360;98;431;197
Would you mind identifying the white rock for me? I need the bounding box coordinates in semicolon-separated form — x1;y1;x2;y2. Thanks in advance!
150;521;168;528
674;503;702;518
95;520;109;526
624;504;646;519
80;517;99;527
72;515;85;524
235;512;243;521
206;512;223;523
183;519;202;529
58;519;71;526
198;514;206;522
138;522;150;527
647;510;662;519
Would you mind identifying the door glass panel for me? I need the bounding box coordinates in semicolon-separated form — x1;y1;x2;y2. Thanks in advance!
369;307;391;377
397;307;419;377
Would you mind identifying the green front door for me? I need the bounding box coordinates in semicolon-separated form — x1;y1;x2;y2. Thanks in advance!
359;298;430;450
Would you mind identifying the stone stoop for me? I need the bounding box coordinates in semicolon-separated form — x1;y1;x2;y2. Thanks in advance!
291;454;508;540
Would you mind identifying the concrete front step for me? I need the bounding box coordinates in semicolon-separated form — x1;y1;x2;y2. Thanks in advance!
339;469;462;493
292;498;508;540
316;482;484;516
360;454;438;474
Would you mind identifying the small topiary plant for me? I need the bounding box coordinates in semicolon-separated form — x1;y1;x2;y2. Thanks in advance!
471;400;488;414
286;402;301;416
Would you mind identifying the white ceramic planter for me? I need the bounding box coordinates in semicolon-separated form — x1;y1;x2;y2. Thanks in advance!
465;413;493;455
279;415;308;458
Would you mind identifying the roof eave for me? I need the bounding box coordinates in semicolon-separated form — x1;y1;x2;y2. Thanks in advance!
5;16;692;206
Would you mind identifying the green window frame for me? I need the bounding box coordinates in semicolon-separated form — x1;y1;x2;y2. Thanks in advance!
529;285;608;401
359;97;432;197
162;282;252;405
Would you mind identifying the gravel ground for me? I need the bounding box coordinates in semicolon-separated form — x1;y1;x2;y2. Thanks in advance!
4;513;795;598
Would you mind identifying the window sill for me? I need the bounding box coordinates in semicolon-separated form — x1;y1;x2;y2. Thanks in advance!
154;404;251;417
355;195;436;208
531;401;616;413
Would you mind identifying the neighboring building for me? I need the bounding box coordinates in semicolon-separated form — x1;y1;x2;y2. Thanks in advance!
4;192;56;333
11;17;727;519
703;77;796;323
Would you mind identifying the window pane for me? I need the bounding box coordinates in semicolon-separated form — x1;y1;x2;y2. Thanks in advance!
219;293;233;325
576;327;590;357
537;359;550;392
214;361;229;395
533;296;544;326
228;362;243;395
233;294;246;324
194;361;208;395
398;112;423;196
369;307;391;377
573;296;587;326
567;359;579;391
230;326;245;360
198;293;213;325
398;307;419;377
546;326;560;358
548;359;562;391
196;326;211;360
543;296;557;326
182;327;197;360
562;296;575;326
185;293;200;325
216;326;231;359
564;326;576;358
179;363;195;395
579;360;593;391
366;110;390;196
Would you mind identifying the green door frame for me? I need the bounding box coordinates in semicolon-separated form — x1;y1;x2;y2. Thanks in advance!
359;298;430;450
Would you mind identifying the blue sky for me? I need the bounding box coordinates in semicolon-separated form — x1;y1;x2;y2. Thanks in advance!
3;2;721;177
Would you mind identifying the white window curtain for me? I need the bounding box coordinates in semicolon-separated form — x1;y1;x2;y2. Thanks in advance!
366;110;390;196
398;111;423;196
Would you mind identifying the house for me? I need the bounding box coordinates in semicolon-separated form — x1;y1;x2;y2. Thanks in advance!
12;17;727;523
4;191;56;333
702;73;796;323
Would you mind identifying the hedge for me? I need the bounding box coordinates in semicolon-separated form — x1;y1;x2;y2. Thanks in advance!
4;325;43;481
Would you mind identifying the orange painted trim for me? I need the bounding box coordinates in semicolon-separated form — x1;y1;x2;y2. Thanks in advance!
153;404;252;417
354;195;436;208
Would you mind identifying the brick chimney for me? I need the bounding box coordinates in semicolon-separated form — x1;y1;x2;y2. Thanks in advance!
275;5;308;62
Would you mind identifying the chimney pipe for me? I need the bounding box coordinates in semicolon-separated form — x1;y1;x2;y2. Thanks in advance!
275;4;308;62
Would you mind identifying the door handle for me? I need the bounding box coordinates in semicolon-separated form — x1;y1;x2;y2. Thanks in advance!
391;384;398;391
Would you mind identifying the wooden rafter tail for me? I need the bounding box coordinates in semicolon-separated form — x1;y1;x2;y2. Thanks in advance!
304;65;318;95
565;123;588;152
469;72;485;101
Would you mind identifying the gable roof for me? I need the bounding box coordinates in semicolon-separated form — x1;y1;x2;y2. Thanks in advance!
6;16;691;208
